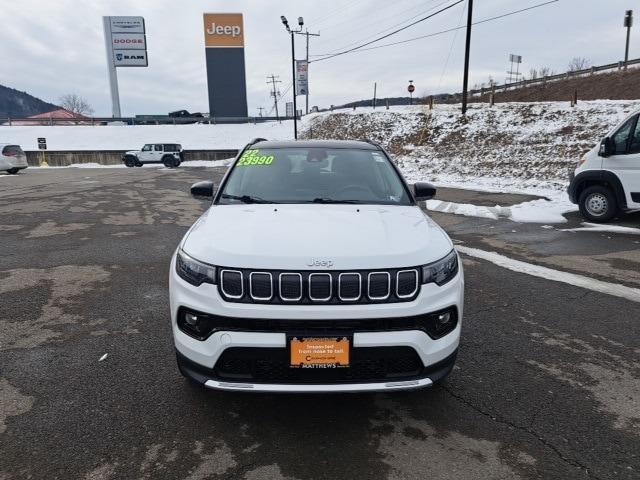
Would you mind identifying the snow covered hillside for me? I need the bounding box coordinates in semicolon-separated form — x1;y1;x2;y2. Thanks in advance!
302;101;640;189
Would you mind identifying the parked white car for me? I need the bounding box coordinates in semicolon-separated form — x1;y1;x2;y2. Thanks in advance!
0;144;28;174
568;109;640;222
169;139;464;393
122;143;184;168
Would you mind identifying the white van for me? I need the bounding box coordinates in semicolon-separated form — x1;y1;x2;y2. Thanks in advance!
568;109;640;222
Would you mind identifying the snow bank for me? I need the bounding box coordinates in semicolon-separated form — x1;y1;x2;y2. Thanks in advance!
0;121;294;151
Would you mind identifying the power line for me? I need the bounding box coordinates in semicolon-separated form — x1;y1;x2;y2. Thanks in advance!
310;0;464;63
310;0;560;61
316;0;451;56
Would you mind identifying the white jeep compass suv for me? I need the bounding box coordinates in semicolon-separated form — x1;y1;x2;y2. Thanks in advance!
169;139;464;393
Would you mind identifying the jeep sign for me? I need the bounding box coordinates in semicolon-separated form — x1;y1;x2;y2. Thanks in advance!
203;13;244;48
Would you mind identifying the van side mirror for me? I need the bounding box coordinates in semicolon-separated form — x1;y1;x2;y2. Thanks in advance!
599;137;613;157
191;181;215;200
414;182;436;201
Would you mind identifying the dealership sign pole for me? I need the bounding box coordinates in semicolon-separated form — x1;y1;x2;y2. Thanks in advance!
102;16;148;118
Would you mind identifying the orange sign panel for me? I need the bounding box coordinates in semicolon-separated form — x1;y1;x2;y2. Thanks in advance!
203;13;244;48
290;337;350;367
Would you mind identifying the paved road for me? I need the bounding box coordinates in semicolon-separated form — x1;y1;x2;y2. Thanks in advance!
1;168;639;480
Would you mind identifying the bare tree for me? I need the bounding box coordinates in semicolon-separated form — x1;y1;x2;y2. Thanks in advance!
59;94;94;116
538;66;555;77
528;68;538;80
567;57;591;72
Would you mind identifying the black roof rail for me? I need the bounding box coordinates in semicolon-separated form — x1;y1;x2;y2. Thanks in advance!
359;138;382;149
248;137;267;146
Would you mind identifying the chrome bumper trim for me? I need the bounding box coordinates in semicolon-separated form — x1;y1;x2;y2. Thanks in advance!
204;377;433;393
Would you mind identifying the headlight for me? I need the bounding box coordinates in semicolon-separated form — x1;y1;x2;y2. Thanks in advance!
176;249;217;286
422;250;458;286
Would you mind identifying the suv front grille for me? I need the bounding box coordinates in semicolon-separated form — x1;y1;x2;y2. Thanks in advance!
217;267;420;304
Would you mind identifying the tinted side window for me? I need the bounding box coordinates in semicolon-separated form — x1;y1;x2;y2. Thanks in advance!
163;144;177;152
629;116;640;154
142;144;152;151
154;145;163;151
612;116;635;154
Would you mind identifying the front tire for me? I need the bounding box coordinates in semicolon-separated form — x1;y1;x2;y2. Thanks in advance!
123;156;137;168
6;168;19;174
578;185;617;223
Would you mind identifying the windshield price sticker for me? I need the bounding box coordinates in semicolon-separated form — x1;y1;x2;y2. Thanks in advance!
237;150;274;166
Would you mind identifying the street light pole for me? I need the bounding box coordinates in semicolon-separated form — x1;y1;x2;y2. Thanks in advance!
290;30;298;139
281;15;305;140
624;10;633;69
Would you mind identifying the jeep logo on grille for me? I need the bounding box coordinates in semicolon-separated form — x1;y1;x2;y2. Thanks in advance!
307;259;333;268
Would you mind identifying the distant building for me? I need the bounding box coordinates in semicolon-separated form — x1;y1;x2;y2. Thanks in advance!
8;109;90;126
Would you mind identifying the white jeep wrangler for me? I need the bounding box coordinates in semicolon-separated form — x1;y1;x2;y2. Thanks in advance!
122;143;184;168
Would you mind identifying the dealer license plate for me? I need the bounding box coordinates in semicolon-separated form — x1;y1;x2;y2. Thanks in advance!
289;337;350;368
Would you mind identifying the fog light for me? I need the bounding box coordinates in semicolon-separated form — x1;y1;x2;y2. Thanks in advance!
437;312;451;326
185;313;198;326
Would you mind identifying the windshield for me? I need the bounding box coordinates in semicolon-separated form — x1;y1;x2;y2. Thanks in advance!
218;147;412;205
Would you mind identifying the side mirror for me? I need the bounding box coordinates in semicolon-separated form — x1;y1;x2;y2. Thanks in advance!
191;181;215;200
414;182;436;201
599;137;612;157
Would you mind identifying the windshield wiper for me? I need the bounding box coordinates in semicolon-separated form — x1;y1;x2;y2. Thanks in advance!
311;198;362;204
221;194;275;204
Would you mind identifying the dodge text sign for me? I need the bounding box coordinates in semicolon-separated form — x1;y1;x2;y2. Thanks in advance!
203;13;244;48
111;33;146;50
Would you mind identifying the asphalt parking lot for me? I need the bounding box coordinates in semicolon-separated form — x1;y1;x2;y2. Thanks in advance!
1;167;639;480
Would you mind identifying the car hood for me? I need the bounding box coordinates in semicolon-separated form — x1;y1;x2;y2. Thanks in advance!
125;150;138;155
182;204;453;270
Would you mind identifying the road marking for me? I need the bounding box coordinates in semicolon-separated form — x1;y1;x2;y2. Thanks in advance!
456;245;640;304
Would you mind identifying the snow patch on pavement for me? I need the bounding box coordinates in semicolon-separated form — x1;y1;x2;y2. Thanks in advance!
561;222;640;235
457;246;640;303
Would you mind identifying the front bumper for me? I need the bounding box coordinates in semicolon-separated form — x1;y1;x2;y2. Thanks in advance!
169;254;464;392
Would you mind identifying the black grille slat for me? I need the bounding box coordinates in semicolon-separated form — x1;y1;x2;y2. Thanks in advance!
280;273;302;301
339;273;361;301
250;272;272;300
309;274;331;301
221;270;243;298
397;270;418;298
368;272;390;299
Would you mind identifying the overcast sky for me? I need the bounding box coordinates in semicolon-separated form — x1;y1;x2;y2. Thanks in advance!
0;0;637;116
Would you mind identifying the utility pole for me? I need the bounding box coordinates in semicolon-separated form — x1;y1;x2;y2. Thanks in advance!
461;0;473;115
267;75;281;120
373;82;377;109
624;10;633;69
296;29;320;115
257;107;264;117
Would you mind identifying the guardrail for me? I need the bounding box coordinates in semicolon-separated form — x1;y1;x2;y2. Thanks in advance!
0;116;294;127
469;58;640;97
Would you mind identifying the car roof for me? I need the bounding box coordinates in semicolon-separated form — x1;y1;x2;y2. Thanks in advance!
252;139;379;150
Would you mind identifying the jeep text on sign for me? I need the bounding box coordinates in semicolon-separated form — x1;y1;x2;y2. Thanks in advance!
203;13;244;48
111;33;146;50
